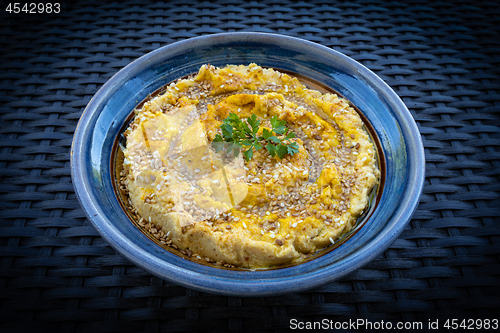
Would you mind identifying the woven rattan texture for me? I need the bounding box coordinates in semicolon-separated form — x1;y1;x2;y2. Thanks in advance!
1;0;499;332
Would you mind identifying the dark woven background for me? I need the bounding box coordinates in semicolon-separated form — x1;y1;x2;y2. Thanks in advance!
1;0;499;332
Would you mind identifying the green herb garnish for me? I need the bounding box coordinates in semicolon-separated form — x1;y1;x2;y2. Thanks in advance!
212;113;299;161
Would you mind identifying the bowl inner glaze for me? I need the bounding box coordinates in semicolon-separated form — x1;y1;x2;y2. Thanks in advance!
110;69;386;270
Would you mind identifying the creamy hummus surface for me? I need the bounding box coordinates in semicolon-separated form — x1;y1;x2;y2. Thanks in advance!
122;64;380;268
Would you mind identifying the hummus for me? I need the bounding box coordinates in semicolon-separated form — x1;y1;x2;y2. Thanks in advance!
122;64;380;268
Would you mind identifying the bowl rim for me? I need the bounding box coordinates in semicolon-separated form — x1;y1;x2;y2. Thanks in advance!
71;32;425;296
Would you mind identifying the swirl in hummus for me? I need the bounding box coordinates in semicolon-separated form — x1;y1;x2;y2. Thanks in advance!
122;64;380;268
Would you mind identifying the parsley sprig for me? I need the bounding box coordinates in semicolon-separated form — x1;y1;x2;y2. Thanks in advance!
212;113;299;161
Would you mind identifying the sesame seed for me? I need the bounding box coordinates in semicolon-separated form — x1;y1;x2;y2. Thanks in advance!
329;237;335;244
269;234;275;238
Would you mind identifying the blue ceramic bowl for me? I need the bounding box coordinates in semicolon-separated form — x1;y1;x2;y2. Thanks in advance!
71;32;424;296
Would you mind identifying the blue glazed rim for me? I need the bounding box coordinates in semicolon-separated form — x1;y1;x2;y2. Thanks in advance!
71;32;425;296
